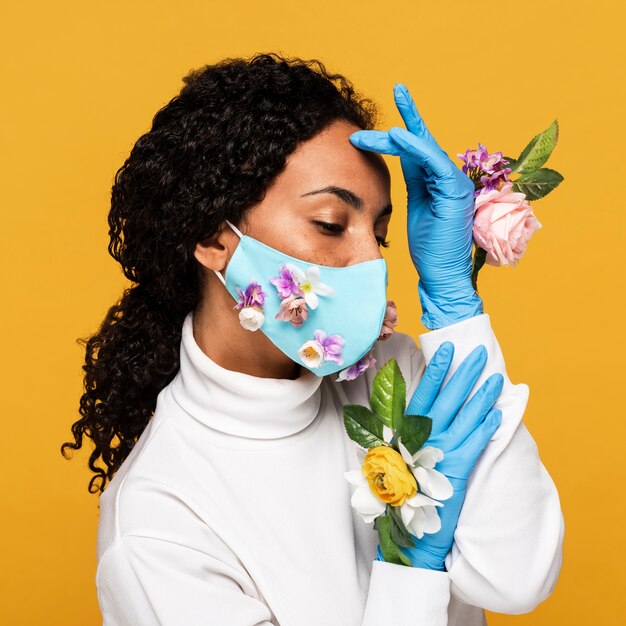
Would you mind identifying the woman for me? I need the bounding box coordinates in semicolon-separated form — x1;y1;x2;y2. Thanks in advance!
62;52;564;625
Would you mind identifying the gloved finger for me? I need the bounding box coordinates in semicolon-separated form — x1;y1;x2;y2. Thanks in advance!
445;373;504;447
434;407;501;481
405;341;455;419
388;126;456;180
427;344;488;433
393;82;447;155
349;129;403;156
449;407;502;478
351;129;430;190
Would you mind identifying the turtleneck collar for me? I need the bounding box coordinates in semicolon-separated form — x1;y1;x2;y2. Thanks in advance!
169;311;325;440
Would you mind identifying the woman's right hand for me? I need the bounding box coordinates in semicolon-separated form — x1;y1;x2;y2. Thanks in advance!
377;340;504;570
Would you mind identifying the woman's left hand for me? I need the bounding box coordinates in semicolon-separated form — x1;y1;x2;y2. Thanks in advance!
349;82;484;330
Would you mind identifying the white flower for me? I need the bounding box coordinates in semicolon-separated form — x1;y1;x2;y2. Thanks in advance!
343;428;453;539
344;463;388;523
238;306;264;331
286;263;334;309
298;339;324;368
400;492;445;538
397;437;453;501
396;436;453;538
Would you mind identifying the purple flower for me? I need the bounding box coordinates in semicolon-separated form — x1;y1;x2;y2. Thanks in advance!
235;281;266;310
457;143;512;198
269;265;304;299
457;146;481;174
335;350;377;382
313;329;345;366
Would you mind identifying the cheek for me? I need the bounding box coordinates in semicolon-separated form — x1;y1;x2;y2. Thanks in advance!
286;238;343;267
249;210;348;267
278;216;347;266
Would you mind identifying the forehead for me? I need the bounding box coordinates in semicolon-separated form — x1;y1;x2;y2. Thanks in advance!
270;119;391;202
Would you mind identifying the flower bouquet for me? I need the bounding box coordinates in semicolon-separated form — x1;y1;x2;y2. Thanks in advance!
343;357;453;566
460;119;564;291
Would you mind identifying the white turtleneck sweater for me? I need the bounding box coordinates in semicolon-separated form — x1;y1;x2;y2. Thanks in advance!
95;311;564;626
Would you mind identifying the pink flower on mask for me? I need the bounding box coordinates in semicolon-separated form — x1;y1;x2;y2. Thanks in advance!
269;265;304;299
275;296;308;327
378;300;398;341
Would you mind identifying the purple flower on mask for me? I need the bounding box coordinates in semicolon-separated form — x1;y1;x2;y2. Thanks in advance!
269;265;304;299
234;281;266;310
335;350;377;382
313;329;345;366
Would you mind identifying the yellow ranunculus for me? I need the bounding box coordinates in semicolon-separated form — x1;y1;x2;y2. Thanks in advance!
361;445;418;506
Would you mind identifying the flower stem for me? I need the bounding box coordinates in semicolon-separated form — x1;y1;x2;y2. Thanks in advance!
471;245;487;292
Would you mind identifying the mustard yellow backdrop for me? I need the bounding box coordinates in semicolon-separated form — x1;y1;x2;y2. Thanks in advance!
1;0;623;623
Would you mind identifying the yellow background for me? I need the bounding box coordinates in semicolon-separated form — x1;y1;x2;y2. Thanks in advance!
1;0;624;623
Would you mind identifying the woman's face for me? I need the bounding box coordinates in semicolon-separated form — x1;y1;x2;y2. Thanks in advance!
236;118;393;266
193;117;392;378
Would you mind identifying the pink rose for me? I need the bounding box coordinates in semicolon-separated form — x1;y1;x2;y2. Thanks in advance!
473;181;542;267
378;300;398;341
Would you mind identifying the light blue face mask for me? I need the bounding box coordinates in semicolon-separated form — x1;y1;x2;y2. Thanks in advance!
213;219;389;377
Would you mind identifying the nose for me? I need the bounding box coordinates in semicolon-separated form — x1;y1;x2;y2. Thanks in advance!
347;230;385;266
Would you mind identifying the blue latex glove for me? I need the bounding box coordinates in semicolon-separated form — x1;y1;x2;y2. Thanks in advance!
375;340;504;570
349;83;484;330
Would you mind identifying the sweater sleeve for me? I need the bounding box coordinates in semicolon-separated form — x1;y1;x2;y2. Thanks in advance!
96;533;277;626
412;312;565;614
360;560;450;625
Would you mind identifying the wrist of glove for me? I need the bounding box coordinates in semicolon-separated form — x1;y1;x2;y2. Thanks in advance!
418;279;484;331
375;544;446;571
375;543;448;571
375;478;468;571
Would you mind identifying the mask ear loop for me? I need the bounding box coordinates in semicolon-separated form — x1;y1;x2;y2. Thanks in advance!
225;219;244;239
213;219;244;286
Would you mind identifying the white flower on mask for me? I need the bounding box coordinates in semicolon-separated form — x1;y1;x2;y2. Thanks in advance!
238;306;264;331
298;339;325;368
285;263;334;309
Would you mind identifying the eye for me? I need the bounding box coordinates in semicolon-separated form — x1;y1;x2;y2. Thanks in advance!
314;220;391;248
313;220;345;234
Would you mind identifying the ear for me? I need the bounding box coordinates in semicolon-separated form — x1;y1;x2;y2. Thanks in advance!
193;221;237;273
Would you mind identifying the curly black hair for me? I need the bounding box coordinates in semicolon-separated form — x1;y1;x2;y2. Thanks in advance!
60;51;379;494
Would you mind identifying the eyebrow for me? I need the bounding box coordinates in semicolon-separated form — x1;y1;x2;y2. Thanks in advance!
301;185;393;218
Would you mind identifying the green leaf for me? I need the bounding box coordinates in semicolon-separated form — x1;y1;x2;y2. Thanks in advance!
374;514;413;566
398;414;432;456
509;119;559;175
387;504;417;549
369;358;406;430
343;404;386;449
512;167;565;201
